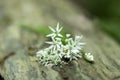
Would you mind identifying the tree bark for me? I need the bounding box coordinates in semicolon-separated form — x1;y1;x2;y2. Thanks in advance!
0;0;120;80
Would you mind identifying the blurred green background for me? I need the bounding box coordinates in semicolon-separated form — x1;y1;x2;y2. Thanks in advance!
73;0;120;43
1;0;120;43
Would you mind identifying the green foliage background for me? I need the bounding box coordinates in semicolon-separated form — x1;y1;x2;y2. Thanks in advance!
73;0;120;43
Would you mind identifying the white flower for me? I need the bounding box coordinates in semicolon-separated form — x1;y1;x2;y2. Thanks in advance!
46;23;63;38
36;23;94;66
66;34;71;37
84;53;94;62
71;48;79;53
56;23;63;33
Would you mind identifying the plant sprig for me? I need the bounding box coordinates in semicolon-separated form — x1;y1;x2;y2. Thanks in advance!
36;23;94;66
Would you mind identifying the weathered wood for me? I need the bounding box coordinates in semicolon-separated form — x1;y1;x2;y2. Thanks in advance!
0;0;120;80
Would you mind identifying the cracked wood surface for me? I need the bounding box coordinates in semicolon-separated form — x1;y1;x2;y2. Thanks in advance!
0;0;120;80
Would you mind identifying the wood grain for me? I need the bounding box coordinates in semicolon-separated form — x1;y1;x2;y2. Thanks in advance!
0;0;120;80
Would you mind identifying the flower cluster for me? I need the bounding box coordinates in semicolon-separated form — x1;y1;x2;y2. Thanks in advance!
36;23;94;66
